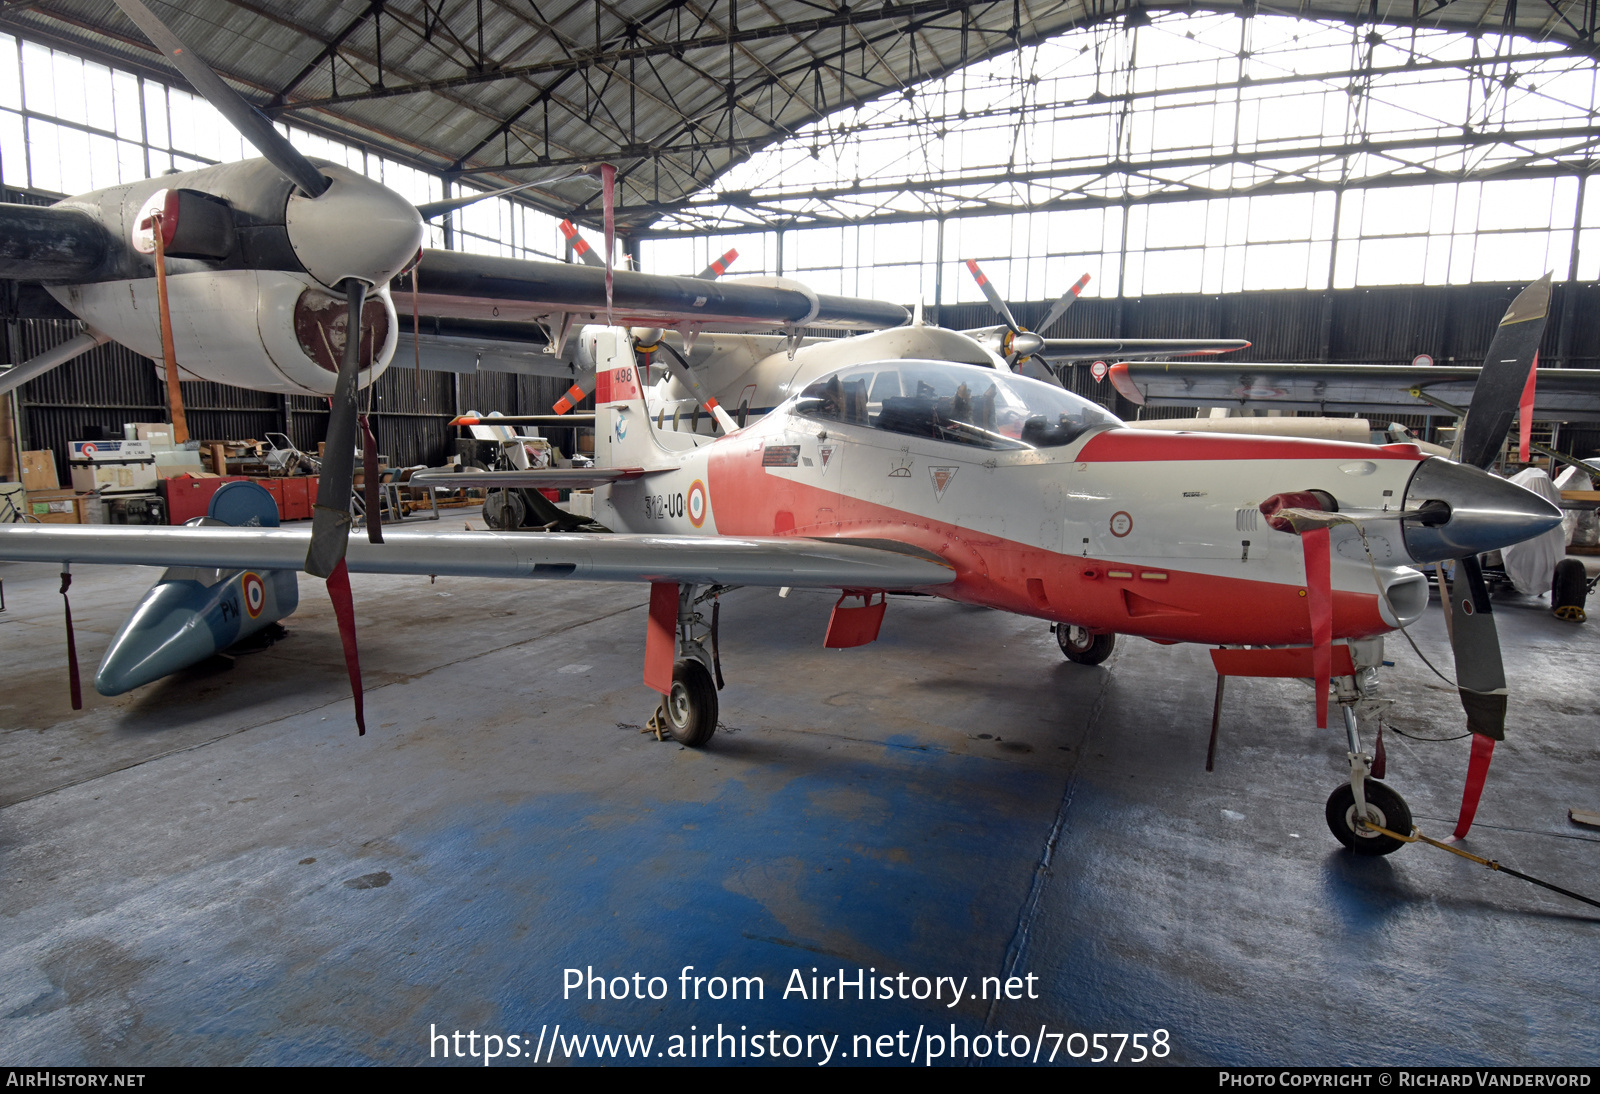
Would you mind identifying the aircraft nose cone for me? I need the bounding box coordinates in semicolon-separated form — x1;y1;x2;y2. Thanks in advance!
94;585;222;696
285;163;424;290
1400;457;1564;564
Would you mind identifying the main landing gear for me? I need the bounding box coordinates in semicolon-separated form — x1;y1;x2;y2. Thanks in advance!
1053;624;1115;665
648;584;729;748
1325;670;1412;856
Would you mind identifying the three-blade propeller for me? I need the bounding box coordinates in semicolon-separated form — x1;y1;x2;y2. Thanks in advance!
112;0;329;199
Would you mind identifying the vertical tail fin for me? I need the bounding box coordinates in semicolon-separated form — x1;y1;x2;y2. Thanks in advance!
582;328;668;469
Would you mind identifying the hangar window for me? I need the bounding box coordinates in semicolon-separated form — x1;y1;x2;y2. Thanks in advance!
643;11;1600;299
0;33;572;263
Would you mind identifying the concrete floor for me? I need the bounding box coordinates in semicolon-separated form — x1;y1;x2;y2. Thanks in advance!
0;536;1596;1066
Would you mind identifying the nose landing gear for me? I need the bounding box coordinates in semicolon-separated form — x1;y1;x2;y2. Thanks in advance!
1327;678;1412;855
1326;779;1412;856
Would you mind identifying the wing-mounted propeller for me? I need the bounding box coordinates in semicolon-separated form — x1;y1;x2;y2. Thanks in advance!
962;260;1089;387
698;248;741;281
111;0;327;199
108;0;432;733
560;219;606;268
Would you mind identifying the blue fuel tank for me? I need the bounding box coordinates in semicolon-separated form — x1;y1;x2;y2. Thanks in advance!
95;481;299;696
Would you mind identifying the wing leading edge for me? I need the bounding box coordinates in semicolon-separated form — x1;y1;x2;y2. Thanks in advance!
0;526;955;589
397;250;909;332
1110;361;1600;420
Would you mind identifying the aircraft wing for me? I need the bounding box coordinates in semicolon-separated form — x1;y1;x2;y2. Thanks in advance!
0;526;955;589
1043;338;1251;361
397;250;908;333
1110;361;1600;421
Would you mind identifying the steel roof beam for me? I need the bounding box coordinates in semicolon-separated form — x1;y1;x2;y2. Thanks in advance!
279;0;987;109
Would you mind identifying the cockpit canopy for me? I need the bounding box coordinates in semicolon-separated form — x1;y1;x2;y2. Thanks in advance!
790;359;1123;451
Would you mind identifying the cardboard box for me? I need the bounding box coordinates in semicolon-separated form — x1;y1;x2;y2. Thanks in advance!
71;461;159;494
20;450;58;491
135;423;174;446
26;488;90;524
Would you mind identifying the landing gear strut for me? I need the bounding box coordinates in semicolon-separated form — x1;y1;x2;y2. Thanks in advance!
1325;675;1411;855
649;584;730;747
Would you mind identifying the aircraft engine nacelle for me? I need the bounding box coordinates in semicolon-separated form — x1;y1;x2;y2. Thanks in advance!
47;270;397;397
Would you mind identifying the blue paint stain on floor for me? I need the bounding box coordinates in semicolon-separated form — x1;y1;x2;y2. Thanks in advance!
2;575;1596;1066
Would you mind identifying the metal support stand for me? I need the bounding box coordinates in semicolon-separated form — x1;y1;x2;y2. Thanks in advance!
1207;674;1226;772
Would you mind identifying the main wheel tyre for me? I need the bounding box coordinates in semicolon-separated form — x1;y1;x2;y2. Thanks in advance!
1056;625;1115;665
483;489;526;530
1325;779;1412;856
662;659;718;747
1552;558;1588;622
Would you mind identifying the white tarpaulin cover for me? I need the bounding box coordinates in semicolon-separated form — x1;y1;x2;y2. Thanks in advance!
1554;462;1597;547
1502;468;1566;594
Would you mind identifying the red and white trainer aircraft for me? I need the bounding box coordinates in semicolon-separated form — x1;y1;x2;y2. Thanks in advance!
0;0;1563;862
0;279;1563;857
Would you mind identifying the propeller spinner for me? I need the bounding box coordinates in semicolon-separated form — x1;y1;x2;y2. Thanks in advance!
963;259;1089;385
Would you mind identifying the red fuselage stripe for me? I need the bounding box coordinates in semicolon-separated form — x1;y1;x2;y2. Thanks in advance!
704;440;1392;645
1077;429;1427;464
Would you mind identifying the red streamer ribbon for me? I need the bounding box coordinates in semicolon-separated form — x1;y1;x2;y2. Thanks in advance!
361;413;382;544
1302;526;1333;730
1451;733;1496;840
600;163;616;325
325;558;366;735
1518;350;1538;463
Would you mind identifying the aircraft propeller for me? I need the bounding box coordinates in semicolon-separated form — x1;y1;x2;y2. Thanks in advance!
963;260;1091;385
1434;273;1552;837
1261;275;1556;841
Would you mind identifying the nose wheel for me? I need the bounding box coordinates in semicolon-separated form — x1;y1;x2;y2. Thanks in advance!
1325;779;1412;855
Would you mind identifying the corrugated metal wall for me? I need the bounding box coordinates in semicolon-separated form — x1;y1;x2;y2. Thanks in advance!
935;283;1600;458
7;280;1598;486
4;325;578;488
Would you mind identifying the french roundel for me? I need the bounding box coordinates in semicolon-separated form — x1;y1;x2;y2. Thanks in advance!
241;572;266;618
687;480;707;528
